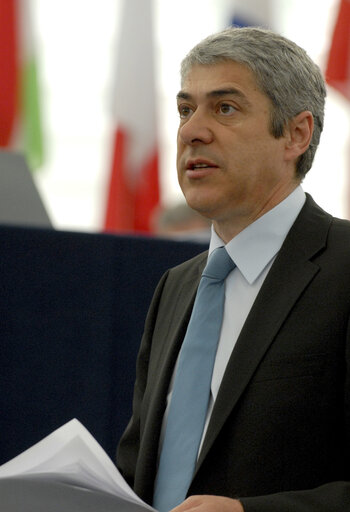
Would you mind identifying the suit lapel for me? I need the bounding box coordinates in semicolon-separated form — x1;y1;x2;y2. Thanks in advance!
136;252;207;498
149;251;208;388
195;195;332;472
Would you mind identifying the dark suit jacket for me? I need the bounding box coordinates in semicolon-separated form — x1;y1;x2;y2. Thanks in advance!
117;195;350;511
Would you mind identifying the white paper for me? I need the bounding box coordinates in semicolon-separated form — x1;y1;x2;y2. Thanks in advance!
0;419;155;511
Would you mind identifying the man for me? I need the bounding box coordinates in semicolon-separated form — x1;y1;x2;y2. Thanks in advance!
117;27;350;511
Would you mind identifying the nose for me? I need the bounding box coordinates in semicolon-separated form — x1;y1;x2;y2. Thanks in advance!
178;109;213;146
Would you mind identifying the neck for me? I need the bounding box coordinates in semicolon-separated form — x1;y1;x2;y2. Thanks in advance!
213;182;300;243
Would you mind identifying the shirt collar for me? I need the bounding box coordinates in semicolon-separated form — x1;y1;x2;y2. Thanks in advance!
208;186;306;284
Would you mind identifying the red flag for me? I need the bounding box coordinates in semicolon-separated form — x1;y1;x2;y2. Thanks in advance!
0;0;44;168
0;0;18;146
325;0;350;100
104;0;160;234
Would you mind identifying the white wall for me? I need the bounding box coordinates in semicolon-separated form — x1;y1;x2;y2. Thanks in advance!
31;0;349;231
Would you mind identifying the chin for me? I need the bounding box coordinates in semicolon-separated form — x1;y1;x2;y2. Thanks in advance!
184;198;214;220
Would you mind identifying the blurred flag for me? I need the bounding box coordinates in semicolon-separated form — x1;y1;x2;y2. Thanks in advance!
325;0;350;101
104;0;159;234
231;0;274;29
0;0;17;148
0;0;44;170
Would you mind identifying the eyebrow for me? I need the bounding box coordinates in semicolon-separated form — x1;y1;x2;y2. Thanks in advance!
176;87;251;106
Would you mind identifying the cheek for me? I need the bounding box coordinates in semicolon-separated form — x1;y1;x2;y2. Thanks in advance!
176;144;187;182
176;129;183;151
176;158;183;185
176;138;183;166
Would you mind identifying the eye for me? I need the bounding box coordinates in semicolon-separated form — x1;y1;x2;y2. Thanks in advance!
178;104;194;119
218;103;236;115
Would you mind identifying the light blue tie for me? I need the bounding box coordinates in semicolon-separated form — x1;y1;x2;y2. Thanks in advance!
153;247;235;512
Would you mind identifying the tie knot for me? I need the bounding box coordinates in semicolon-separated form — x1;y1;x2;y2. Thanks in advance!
202;246;235;281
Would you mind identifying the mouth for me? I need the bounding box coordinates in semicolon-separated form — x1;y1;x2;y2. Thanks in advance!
185;159;218;178
186;159;217;170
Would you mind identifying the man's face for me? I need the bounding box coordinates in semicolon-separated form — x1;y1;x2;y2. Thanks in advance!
176;61;298;240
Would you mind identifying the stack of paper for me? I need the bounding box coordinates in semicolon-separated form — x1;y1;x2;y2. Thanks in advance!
0;419;155;511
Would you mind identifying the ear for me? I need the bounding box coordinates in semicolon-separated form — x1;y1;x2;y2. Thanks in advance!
284;111;314;163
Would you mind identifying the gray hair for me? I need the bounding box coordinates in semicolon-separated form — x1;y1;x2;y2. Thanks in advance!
180;27;326;179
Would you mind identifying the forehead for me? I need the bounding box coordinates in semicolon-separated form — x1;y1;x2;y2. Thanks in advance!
179;61;265;103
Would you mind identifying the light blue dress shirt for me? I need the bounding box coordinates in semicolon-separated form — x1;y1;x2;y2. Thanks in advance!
159;186;306;457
